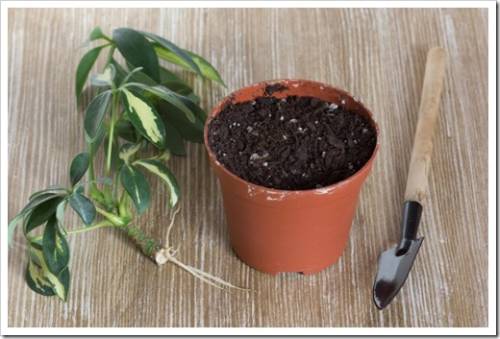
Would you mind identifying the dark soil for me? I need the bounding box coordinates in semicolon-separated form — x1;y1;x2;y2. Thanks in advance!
207;95;377;190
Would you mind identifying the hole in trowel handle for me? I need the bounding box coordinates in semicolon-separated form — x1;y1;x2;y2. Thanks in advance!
396;239;412;256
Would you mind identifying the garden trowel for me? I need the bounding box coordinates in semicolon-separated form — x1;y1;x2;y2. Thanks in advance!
373;47;447;309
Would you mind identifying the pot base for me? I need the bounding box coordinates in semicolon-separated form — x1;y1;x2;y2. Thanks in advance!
231;245;342;276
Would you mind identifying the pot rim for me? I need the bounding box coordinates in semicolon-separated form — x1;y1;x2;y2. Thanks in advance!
203;79;380;195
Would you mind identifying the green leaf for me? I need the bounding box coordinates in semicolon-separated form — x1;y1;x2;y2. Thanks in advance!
113;28;160;82
84;91;112;141
42;215;70;274
159;66;184;83
163;119;186;156
183;99;207;122
120;165;150;214
119;142;142;164
135;159;180;207
69;152;90;186
90;64;116;87
89;26;110;41
154;44;225;86
26;242;70;300
142;31;201;75
116;119;138;143
156;100;204;143
25;197;64;234
87;120;106;157
68;191;96;225
75;45;107;102
120;88;166;149
127;83;196;123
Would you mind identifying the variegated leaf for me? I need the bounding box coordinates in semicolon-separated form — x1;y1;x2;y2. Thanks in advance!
135;159;180;207
185;50;226;87
141;31;201;75
120;88;166;149
42;215;70;274
153;44;225;86
27;241;70;301
120;165;150;214
26;258;56;297
127;83;196;123
119;143;142;164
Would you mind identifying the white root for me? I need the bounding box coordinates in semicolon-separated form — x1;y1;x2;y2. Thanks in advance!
155;207;250;291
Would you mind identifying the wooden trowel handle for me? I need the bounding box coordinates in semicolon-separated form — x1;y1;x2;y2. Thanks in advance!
404;47;447;204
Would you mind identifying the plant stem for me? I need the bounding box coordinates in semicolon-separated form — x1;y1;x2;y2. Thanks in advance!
87;145;96;183
67;221;114;235
96;206;126;226
121;224;163;262
105;98;117;174
112;171;120;201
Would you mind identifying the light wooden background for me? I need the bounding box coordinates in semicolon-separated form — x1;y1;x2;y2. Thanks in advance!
8;8;488;328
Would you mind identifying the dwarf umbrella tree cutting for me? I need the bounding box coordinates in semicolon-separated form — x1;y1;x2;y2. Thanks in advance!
8;27;242;300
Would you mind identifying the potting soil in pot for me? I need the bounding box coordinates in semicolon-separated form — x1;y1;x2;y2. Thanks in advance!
207;95;377;190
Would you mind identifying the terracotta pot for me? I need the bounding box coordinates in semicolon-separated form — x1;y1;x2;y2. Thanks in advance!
204;79;379;275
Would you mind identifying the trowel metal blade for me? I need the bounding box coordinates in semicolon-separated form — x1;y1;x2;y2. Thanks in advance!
373;237;424;309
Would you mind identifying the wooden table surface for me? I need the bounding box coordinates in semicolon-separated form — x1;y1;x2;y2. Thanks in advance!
8;8;488;328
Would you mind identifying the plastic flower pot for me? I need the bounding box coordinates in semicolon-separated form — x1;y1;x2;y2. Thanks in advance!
204;79;379;275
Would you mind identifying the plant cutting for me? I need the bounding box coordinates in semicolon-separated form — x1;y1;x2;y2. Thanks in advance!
205;80;379;275
8;26;241;301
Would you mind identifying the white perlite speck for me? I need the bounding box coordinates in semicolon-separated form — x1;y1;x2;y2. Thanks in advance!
328;103;338;110
249;152;269;161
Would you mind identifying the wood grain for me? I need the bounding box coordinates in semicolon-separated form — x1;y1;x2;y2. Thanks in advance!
404;47;447;203
7;8;488;327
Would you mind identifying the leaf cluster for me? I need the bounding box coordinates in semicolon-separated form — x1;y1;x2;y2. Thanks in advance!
9;27;224;300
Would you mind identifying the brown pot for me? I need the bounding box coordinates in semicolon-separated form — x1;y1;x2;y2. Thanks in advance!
204;79;379;275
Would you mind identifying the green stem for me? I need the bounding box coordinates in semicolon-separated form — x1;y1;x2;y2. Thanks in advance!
112;170;120;201
105;93;119;174
96;206;126;226
67;220;114;235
